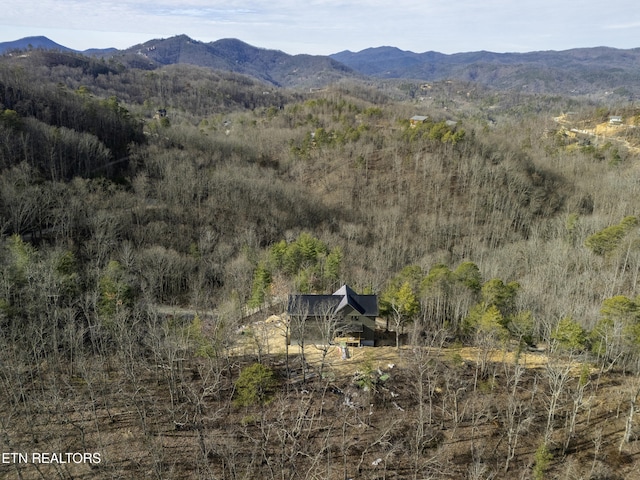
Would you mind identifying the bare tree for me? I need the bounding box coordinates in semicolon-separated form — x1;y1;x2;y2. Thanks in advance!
311;299;342;380
619;379;640;453
563;365;590;455
288;296;310;383
502;361;533;472
404;327;447;477
544;355;572;445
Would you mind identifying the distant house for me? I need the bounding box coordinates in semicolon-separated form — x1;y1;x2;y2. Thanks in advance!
410;115;428;127
287;285;378;347
609;115;623;125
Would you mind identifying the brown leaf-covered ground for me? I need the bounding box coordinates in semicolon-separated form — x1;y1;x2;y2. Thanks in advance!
3;318;640;480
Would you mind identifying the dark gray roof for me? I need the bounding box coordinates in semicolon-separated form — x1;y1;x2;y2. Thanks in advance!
287;284;378;317
287;295;340;316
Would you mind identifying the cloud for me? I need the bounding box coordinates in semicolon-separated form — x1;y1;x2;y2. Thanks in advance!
604;21;640;30
146;5;260;20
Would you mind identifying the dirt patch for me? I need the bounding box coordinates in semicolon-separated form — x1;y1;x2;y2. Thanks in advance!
233;314;588;379
233;315;406;375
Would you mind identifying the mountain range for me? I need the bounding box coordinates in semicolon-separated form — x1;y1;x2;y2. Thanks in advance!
2;34;640;95
0;35;117;56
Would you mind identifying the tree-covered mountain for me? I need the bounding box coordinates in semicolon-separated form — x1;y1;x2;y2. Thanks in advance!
3;38;640;480
0;35;116;56
331;46;640;95
4;35;640;95
108;35;359;88
0;35;74;53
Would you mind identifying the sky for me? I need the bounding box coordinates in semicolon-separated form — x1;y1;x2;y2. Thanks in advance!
2;0;640;56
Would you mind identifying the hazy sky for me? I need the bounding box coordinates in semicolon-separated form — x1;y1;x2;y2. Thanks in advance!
2;0;640;55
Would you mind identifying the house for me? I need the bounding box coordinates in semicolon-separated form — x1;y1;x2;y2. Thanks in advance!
287;285;378;347
609;116;623;125
410;115;428;127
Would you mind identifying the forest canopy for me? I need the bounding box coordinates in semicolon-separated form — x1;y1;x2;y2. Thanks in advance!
2;48;640;480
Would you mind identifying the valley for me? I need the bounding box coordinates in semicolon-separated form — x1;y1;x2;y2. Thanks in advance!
1;41;640;479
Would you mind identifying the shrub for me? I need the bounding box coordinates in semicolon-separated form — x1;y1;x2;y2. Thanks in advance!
234;363;277;407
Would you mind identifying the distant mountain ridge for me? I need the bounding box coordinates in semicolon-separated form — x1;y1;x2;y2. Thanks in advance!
330;45;640;94
330;45;640;73
111;35;357;87
0;35;116;56
0;36;74;53
2;35;640;94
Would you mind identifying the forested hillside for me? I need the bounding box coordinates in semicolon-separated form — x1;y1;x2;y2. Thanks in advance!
331;45;640;96
2;49;640;479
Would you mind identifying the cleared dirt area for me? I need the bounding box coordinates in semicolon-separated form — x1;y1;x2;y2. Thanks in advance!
233;313;586;377
554;114;640;154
